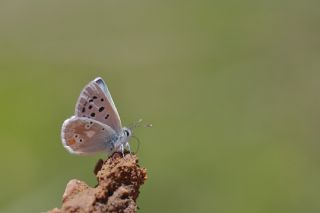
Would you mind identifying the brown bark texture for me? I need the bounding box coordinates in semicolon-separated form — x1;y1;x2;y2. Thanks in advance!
46;152;147;213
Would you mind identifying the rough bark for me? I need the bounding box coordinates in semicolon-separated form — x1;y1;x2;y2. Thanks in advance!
47;152;147;213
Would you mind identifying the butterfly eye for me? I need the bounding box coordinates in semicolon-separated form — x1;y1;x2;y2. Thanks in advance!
124;130;129;137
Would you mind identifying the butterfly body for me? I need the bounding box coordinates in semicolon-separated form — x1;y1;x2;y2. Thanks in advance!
61;77;132;155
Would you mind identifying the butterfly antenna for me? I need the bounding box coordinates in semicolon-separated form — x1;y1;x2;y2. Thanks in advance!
135;118;143;128
131;135;141;154
127;118;152;132
128;118;144;129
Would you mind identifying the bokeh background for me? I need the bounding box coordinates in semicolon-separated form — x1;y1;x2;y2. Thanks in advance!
0;1;320;212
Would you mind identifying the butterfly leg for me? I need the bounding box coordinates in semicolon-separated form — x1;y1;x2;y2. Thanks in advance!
125;142;131;154
120;144;125;157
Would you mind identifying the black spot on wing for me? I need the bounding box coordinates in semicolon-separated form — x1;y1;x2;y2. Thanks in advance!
105;114;109;119
99;107;105;112
91;113;96;117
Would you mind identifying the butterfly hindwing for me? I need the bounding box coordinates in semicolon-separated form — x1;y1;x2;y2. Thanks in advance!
61;116;116;155
75;77;122;132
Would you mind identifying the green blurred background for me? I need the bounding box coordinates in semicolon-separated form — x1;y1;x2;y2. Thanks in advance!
0;0;320;212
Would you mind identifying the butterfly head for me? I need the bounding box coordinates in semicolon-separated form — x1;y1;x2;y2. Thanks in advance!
122;120;151;154
123;127;132;138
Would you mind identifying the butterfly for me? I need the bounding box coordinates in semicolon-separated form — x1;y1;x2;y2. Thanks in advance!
61;77;132;155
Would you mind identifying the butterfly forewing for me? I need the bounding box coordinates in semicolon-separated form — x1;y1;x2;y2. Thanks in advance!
61;116;116;155
75;78;122;132
95;78;118;111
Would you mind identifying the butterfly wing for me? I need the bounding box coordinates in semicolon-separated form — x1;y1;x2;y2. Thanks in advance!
61;116;116;155
75;77;122;133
